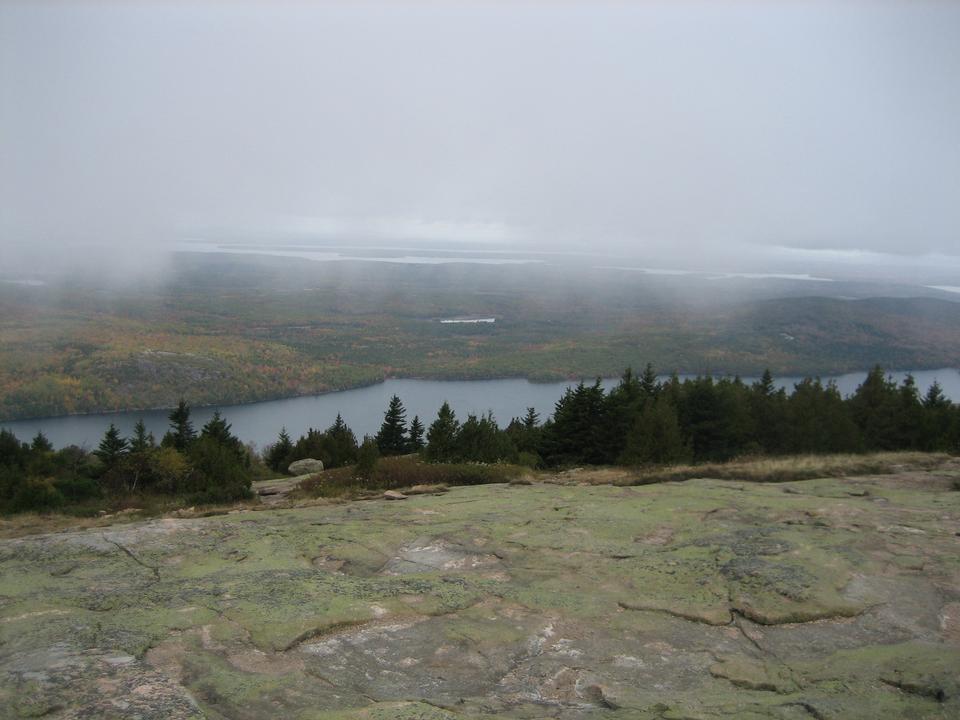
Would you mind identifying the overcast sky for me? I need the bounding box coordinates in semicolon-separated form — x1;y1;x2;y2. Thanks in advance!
1;0;959;275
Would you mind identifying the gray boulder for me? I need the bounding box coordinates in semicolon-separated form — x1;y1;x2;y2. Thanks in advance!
287;458;324;476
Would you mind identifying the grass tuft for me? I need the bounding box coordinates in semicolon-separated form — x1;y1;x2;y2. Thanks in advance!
618;452;953;486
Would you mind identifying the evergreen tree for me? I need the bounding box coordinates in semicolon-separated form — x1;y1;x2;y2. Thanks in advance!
329;413;349;435
750;371;788;454
95;423;129;469
425;402;460;462
620;397;688;465
849;366;900;450
716;377;756;457
290;428;324;464
507;406;543;456
324;414;359;467
117;419;158;492
921;381;954;451
786;379;860;453
754;369;776;398
265;427;294;472
678;376;726;461
640;362;660;399
164;400;196;451
923;380;949;409
454;412;515;463
895;374;924;449
541;380;607;465
604;369;644;462
356;436;380;480
408;415;425;452
187;436;251;503
200;411;247;465
31;431;53;453
199;411;229;445
0;429;27;471
129;420;154;453
376;395;408;456
523;407;540;430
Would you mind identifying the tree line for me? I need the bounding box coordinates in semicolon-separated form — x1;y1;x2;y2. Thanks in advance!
0;401;256;513
2;364;958;513
263;364;959;472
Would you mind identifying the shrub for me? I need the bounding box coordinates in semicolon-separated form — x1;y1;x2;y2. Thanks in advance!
298;456;524;497
356;438;380;480
186;437;252;503
9;478;65;513
152;447;191;493
516;451;541;469
52;476;101;503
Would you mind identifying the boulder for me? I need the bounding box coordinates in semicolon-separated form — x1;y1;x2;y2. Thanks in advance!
288;458;324;475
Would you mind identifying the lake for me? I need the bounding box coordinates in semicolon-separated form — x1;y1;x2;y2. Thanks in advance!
2;369;958;450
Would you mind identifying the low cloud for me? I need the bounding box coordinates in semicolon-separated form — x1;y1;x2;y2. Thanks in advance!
2;1;958;279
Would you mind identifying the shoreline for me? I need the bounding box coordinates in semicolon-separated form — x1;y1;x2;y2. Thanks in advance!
3;365;958;426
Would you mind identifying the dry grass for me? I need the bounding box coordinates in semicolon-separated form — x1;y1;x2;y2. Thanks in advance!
0;493;262;540
4;452;952;539
611;452;954;486
0;512;118;539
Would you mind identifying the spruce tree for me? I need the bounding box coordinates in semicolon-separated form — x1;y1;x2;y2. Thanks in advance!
923;381;949;409
31;431;53;453
96;423;129;468
121;419;157;492
425;402;460;462
542;380;608;465
620;398;688;465
605;369;644;462
454;412;515;463
640;363;659;398
921;381;953;451
200;411;247;465
356;436;380;480
681;376;727;461
754;369;776;397
200;411;232;446
329;413;349;436
749;371;787;454
896;374;924;449
523;407;540;430
376;395;408;455
130;419;154;453
324;414;359;467
165;400;196;451
787;379;859;453
408;415;425;452
849;366;900;450
266;427;294;471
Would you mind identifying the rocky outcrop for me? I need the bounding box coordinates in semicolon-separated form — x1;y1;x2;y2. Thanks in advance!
2;469;959;719
287;458;323;475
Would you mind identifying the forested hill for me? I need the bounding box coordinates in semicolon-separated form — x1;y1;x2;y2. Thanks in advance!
1;253;959;420
725;296;960;373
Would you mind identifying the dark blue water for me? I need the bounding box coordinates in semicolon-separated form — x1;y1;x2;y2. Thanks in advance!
2;369;958;451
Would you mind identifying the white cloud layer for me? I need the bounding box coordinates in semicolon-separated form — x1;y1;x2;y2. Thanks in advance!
2;0;958;276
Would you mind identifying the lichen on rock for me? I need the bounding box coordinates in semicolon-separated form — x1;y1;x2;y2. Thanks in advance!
2;468;959;718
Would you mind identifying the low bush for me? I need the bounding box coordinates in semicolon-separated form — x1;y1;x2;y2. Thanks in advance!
52;476;101;503
9;478;65;513
298;456;525;497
